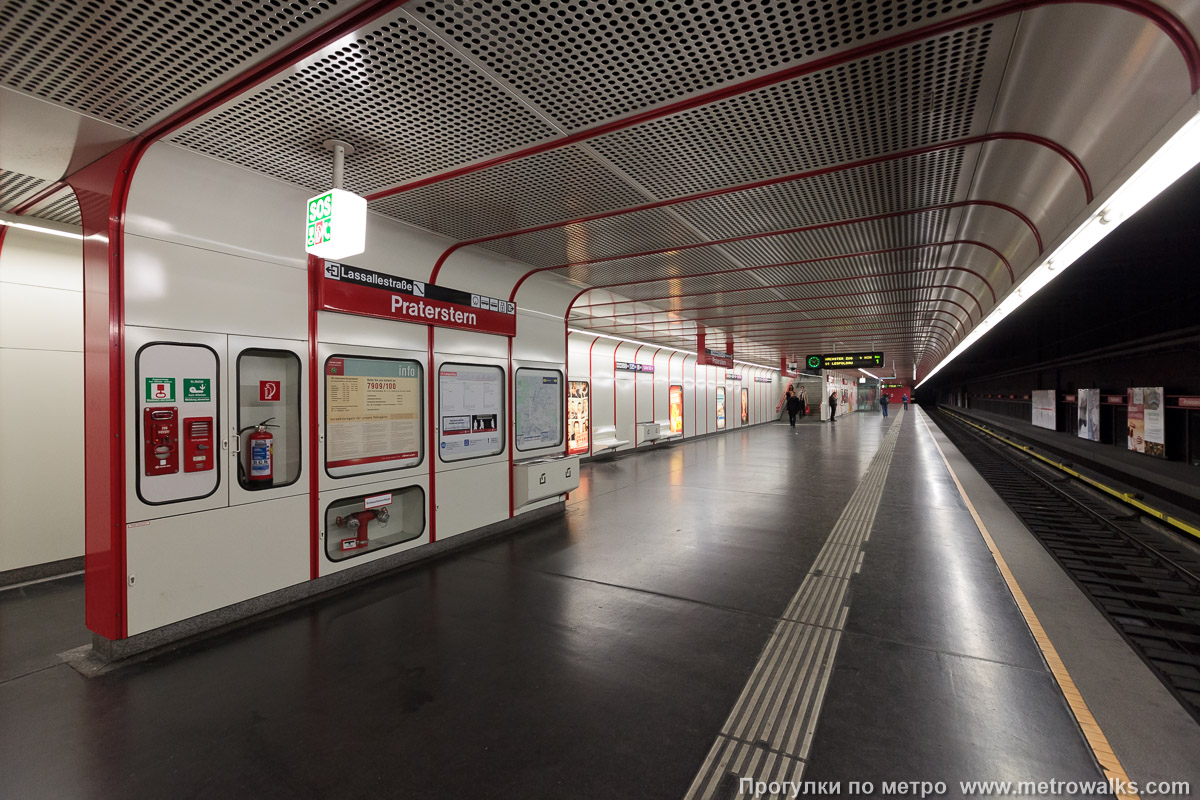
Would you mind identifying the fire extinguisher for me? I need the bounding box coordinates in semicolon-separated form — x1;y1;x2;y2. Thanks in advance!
239;418;278;489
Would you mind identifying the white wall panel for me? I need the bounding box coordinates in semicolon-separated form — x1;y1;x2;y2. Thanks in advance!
0;228;84;572
515;310;565;364
435;460;510;539
124;234;308;339
0;227;82;290
125;494;309;635
0;282;81;351
0;349;83;571
613;342;636;449
434;327;507;360
590;338;617;442
126;143;309;269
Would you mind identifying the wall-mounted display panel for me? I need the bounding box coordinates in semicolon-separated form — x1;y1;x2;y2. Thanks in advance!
568;381;590;455
325;355;423;478
324;486;425;562
439;363;504;462
235;348;301;492
716;386;726;430
1031;389;1056;431
740;388;749;424
1077;388;1101;442
135;342;221;505
515;368;563;452
1128;387;1166;457
669;385;684;434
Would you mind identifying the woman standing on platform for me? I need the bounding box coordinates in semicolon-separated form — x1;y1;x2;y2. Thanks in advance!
828;390;838;422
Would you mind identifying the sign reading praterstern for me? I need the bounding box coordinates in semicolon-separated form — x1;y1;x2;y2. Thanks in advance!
321;261;516;337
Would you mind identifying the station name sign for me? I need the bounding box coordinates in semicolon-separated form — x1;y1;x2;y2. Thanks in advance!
321;262;516;337
698;348;734;368
806;351;884;370
727;373;742;381
754;376;772;383
615;362;655;373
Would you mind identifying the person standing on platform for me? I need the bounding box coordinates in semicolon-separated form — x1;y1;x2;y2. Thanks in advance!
880;392;890;417
786;390;801;428
902;393;909;410
828;390;838;422
798;387;808;419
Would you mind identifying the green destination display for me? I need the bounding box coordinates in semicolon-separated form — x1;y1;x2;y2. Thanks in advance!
806;352;884;370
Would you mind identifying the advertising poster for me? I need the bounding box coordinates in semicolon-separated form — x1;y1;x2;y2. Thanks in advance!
1128;387;1165;457
1031;389;1056;430
567;381;590;455
1077;389;1100;442
325;357;422;473
740;387;749;424
669;385;684;434
439;364;504;461
716;386;726;430
515;369;562;451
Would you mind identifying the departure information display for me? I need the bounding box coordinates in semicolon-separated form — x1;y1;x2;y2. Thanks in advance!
806;352;884;370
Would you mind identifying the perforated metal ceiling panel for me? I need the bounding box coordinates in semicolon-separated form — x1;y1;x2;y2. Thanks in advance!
408;0;997;131
0;168;50;211
587;26;996;197
171;10;560;194
0;0;361;129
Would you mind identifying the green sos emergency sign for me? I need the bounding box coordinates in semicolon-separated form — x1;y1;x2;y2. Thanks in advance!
306;191;333;249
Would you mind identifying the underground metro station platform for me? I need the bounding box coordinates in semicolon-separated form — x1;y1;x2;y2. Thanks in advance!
4;1;1200;798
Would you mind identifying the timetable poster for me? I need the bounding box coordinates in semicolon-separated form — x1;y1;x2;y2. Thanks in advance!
568;381;591;455
740;387;749;424
669;385;684;434
440;365;504;461
1032;389;1056;430
716;386;726;430
325;357;421;473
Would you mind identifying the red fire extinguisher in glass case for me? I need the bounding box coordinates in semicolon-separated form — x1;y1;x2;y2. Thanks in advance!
239;418;278;488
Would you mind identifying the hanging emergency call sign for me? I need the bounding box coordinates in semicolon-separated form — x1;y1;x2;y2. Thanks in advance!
321;261;517;337
305;189;367;260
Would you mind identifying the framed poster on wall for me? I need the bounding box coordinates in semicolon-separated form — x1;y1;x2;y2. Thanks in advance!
325;356;423;477
567;381;590;455
439;363;504;462
716;386;726;430
669;385;684;434
740;387;749;424
1128;387;1166;457
515;368;563;451
1077;389;1100;442
1031;389;1056;430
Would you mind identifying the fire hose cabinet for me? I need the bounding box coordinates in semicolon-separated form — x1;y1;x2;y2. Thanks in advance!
513;455;580;506
323;485;425;562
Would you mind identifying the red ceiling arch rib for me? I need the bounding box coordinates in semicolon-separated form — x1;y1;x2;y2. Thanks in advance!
575;262;996;314
427;166;1047;284
510;215;1015;293
369;0;1198;209
578;286;979;333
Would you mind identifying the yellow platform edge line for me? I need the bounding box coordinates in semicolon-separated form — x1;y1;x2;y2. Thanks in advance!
919;413;1141;800
940;409;1200;541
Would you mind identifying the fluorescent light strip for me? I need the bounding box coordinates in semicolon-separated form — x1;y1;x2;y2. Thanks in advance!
917;111;1200;389
858;368;881;380
566;328;781;373
0;218;84;240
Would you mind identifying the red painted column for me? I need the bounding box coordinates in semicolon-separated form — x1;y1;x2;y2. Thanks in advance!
68;143;137;641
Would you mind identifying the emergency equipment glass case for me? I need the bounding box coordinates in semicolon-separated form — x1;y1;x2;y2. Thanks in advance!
324;486;425;561
236;349;302;490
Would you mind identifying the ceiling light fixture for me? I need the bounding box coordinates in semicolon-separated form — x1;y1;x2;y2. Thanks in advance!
0;213;83;241
917;109;1200;389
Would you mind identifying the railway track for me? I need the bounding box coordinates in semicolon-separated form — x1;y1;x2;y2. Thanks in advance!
931;409;1200;724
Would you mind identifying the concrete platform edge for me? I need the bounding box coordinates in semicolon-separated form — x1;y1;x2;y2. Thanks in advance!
920;408;1200;796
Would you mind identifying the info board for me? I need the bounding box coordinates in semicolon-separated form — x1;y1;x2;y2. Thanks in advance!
568;381;590;455
325;356;422;476
1031;389;1056;431
515;369;563;451
439;364;504;461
